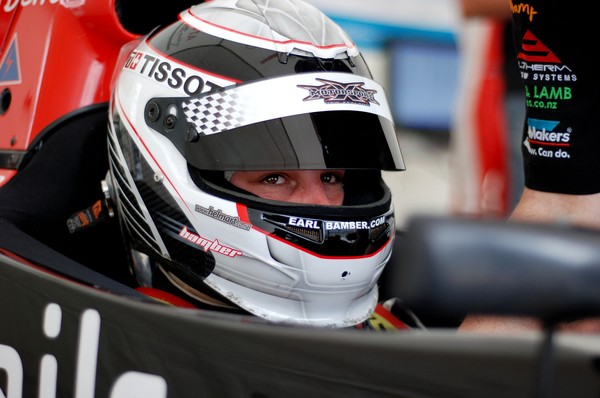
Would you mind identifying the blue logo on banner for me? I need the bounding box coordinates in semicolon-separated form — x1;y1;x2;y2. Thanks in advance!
527;118;560;132
0;35;21;85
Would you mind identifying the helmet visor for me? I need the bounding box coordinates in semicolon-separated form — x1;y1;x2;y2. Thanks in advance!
185;111;403;171
144;72;405;171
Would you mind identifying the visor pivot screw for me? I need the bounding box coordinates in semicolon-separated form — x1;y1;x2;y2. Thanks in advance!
146;102;160;123
278;52;289;64
186;127;200;143
164;114;177;130
153;173;164;183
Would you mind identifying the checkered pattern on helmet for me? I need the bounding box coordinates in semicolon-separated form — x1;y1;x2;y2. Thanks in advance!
182;91;246;135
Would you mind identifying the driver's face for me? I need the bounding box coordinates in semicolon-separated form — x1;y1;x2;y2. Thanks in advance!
229;170;345;205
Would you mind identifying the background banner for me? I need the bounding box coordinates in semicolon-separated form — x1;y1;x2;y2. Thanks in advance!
1;254;600;397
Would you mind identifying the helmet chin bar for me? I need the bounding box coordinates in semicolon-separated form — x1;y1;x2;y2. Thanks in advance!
159;267;237;309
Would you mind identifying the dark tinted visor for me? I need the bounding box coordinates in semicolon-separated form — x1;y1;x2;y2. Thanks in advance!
146;104;404;171
189;111;403;171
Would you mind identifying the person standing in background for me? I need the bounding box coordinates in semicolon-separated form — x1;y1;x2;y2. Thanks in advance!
449;0;525;217
460;0;600;333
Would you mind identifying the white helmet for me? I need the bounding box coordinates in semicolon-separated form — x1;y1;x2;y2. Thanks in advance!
106;0;405;327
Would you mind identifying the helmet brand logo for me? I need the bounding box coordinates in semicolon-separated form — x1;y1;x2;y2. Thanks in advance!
195;205;251;230
124;50;224;96
298;79;379;106
178;227;243;258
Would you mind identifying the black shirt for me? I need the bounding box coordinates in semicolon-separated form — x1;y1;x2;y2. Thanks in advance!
512;0;600;194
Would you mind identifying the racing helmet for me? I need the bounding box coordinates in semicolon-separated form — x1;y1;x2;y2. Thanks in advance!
106;0;405;327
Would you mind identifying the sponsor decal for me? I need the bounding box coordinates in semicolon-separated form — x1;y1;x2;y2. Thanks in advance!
525;84;572;110
194;205;251;231
524;118;572;159
182;72;392;136
288;217;320;229
286;216;387;231
3;0;63;12
517;31;560;64
0;304;167;398
323;216;387;231
527;85;571;100
510;1;538;21
123;50;223;96
516;31;576;111
298;78;379;106
178;226;243;257
0;34;20;85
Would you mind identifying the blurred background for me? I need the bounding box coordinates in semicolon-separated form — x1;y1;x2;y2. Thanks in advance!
306;0;461;228
306;0;521;229
1;0;514;229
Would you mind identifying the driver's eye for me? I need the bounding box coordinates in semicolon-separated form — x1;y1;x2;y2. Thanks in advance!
262;174;284;185
322;173;343;184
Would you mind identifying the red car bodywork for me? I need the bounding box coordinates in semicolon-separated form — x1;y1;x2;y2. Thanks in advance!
0;0;137;186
